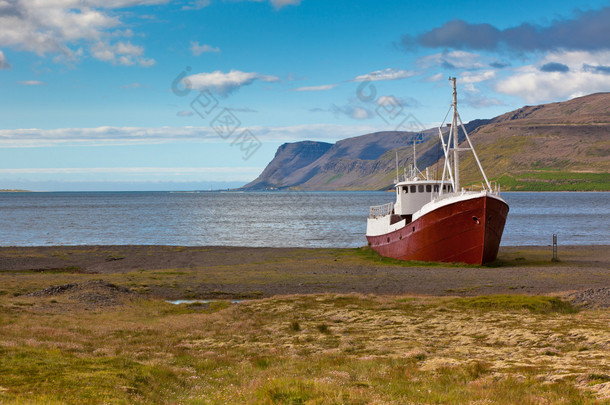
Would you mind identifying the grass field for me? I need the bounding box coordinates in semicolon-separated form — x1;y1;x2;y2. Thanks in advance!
492;171;610;191
1;293;609;403
0;246;609;404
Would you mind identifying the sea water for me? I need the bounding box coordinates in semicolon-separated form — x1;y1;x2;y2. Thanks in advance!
0;191;608;247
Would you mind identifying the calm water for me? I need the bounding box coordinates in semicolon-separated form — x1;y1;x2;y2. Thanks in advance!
0;191;608;247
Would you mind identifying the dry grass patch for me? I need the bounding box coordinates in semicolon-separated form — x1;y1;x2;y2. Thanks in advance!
0;293;608;403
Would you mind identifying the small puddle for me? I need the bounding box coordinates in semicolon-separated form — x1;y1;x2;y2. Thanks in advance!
166;299;243;305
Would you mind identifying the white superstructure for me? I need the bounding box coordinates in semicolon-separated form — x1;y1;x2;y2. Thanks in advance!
366;161;454;237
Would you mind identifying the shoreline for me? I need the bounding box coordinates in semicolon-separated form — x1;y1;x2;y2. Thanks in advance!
1;244;608;299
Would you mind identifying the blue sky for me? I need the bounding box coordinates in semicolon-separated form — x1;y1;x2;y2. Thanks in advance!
1;0;609;190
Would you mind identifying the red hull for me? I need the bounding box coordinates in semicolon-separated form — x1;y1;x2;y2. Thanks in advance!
366;195;509;265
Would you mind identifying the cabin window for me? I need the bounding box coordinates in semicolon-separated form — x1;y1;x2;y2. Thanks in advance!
403;187;408;193
434;185;439;192
410;185;416;193
418;185;424;193
426;185;432;192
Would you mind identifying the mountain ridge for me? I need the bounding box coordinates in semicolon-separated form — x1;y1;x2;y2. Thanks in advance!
243;93;610;191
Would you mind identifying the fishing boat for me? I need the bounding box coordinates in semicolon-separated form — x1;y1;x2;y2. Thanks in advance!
366;78;509;265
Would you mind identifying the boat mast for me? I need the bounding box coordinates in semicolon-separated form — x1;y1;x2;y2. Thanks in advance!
438;77;493;193
451;77;459;191
395;151;399;183
412;138;417;172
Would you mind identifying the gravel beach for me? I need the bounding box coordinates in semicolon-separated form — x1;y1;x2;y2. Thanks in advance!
1;244;608;303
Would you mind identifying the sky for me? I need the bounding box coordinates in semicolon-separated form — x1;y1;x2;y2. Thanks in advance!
1;0;609;190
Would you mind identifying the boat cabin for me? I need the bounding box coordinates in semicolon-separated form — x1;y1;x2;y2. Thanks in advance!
393;178;452;217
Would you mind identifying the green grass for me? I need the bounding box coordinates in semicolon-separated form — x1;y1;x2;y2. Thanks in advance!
449;295;579;314
354;245;555;269
493;171;610;191
325;173;344;185
353;246;477;268
0;345;185;403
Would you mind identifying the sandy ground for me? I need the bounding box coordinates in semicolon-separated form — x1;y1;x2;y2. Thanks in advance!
0;245;608;300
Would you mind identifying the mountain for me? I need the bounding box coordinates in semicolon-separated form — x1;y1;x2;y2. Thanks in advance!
454;92;610;190
243;129;441;190
244;93;610;191
242;141;332;190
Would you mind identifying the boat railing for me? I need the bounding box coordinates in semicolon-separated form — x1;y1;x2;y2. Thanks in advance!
465;183;486;192
369;202;394;218
463;181;501;194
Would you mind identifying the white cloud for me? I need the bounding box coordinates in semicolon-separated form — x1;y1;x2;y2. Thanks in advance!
0;165;263;183
376;95;420;108
228;107;257;113
18;80;44;85
176;110;194;117
190;41;220;55
293;84;337;91
0;167;261;175
352;68;416;82
121;82;144;89
139;57;155;67
270;0;300;8
0;0;165;64
330;104;374;120
182;0;211;10
184;69;280;95
495;51;610;103
115;41;142;56
460;70;495;84
418;50;485;70
351;107;371;119
425;73;444;82
0;124;383;147
91;40;154;66
0;50;10;69
254;123;380;139
541;50;610;68
234;0;301;9
461;92;505;108
450;70;504;108
376;96;399;106
0;126;219;147
496;69;610;103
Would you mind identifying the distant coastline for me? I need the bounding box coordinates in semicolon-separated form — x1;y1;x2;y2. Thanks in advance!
0;189;31;192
